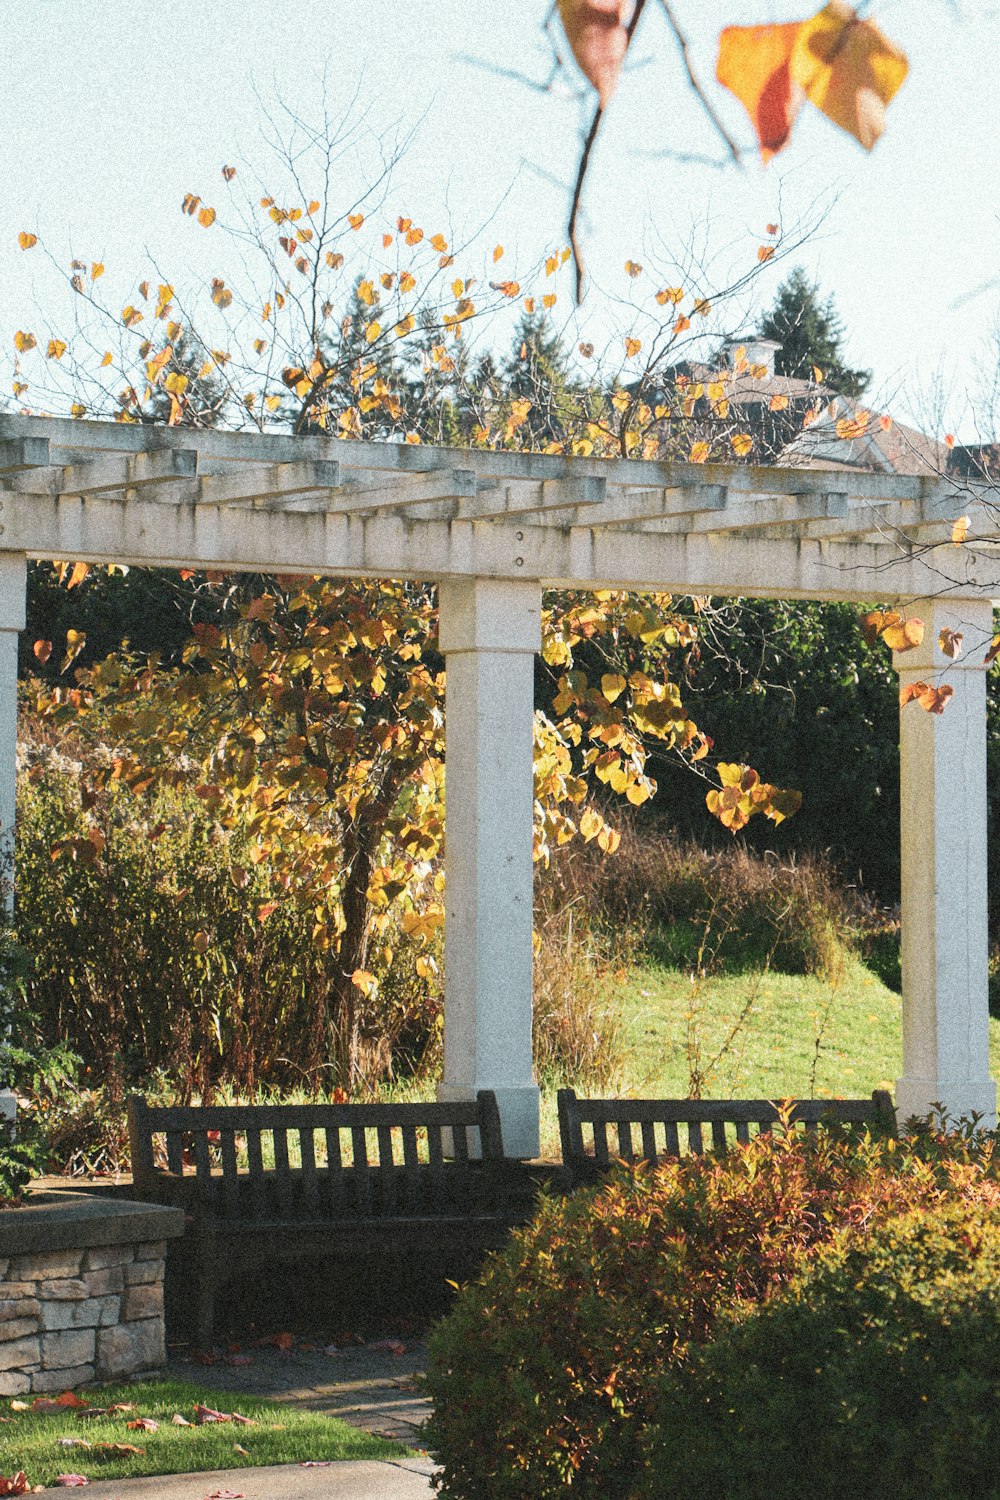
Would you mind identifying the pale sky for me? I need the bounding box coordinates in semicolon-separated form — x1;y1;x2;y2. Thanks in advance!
2;0;999;438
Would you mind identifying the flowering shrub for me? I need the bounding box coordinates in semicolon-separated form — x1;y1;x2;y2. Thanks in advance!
425;1125;1000;1500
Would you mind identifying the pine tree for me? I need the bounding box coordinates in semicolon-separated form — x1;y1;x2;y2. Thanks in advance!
758;268;871;399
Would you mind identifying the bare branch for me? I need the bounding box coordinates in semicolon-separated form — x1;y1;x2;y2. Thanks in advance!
656;0;742;166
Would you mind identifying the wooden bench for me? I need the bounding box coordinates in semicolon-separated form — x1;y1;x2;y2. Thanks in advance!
127;1092;533;1345
558;1088;897;1189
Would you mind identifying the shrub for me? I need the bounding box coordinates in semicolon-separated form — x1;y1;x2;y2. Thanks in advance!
424;1126;1000;1500
542;824;872;980
641;1201;1000;1500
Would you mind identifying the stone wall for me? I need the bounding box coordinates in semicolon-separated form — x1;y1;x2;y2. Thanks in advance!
0;1192;184;1396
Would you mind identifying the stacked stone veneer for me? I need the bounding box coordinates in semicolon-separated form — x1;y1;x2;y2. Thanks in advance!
0;1193;184;1397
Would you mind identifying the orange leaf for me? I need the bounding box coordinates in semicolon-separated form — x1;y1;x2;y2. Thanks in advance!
492;244;504;262
624;259;643;277
730;433;753;457
558;0;631;108
624;337;641;357
46;339;67;360
579;342;594;358
222;165;237;181
717;21;804;159
950;515;970;545
656;287;684;306
33;639;52;663
882;616;924;653
757;245;775;262
769;394;789;411
17;231;37;250
836;410;870;440
672;315;690;334
348;213;364;230
689;442;710;464
198;206;217;228
791;2;908;152
13;331;36;353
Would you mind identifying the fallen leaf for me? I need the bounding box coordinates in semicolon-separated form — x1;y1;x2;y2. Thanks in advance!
171;1414;192;1426
299;1462;333;1468
93;1445;145;1459
193;1405;231;1425
204;1492;244;1499
233;1445;250;1457
230;1413;256;1427
56;1442;91;1451
127;1418;159;1432
0;1478;32;1496
53;1480;88;1490
368;1338;406;1356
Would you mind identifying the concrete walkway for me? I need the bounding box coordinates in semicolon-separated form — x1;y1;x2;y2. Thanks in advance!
63;1455;438;1499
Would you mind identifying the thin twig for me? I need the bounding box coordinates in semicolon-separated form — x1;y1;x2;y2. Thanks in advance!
568;0;649;303
657;0;742;165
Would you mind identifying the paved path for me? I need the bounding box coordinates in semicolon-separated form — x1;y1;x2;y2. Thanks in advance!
64;1455;438;1499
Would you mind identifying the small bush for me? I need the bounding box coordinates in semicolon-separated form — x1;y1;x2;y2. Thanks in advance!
532;885;629;1091
642;1202;1000;1500
424;1127;1000;1500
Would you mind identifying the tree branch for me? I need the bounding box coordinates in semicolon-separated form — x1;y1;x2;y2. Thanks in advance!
568;0;649;303
656;0;742;165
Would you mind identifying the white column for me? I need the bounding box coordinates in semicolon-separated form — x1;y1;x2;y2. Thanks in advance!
894;596;996;1127
0;555;25;1127
438;577;542;1158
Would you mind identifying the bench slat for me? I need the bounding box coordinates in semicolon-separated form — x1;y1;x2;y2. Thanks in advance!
352;1126;372;1216
300;1128;319;1214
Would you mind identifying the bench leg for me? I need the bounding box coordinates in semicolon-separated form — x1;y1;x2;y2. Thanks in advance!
195;1249;216;1348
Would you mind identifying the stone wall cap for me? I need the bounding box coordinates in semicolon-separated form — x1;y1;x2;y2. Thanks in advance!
0;1193;184;1257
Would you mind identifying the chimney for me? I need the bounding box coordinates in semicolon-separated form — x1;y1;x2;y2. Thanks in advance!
720;337;781;377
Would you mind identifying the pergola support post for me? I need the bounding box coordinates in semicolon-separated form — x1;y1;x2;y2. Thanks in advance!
0;554;25;1129
895;597;997;1128
437;577;541;1158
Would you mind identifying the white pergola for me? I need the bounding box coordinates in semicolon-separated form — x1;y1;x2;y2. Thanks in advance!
0;411;997;1154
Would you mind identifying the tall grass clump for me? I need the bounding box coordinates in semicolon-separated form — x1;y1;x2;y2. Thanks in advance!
549;818;888;982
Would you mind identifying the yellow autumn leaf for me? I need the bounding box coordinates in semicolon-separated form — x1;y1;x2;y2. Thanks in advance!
730;433;753;457
689;442;710;464
625;260;643;278
365;321;382;343
14;331;36;352
624;337;641;357
198;206;216;228
18;232;37;250
46;339;67;360
656;287;684;305
790;1;909;152
601;673;627;703
493;244;504;262
348;213;364;230
881;616;924;653
951;515;970;544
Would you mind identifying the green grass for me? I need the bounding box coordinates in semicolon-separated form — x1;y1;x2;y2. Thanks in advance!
1;1378;408;1488
533;949;1000;1159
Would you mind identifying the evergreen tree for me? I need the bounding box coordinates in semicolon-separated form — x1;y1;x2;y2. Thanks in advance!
758;268;871;399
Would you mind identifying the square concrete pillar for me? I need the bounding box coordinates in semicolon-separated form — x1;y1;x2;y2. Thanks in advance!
894;597;996;1128
437;578;542;1158
0;555;25;1125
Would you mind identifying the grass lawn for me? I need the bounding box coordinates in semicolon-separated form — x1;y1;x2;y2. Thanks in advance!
534;951;1000;1158
1;1378;408;1489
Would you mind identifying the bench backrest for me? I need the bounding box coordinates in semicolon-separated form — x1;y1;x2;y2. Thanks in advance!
127;1092;508;1221
558;1088;897;1186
